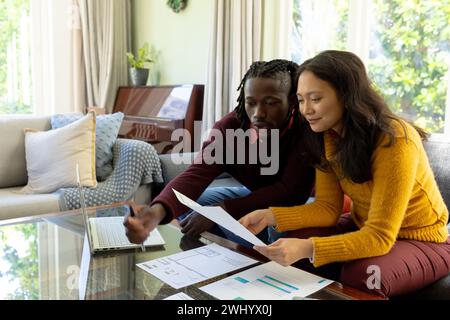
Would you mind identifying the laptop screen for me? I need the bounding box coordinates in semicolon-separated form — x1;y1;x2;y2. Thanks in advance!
76;164;94;252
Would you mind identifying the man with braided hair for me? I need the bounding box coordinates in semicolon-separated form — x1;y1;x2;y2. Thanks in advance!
124;59;315;247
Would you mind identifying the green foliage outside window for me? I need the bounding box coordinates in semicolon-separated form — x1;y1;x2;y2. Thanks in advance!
0;0;31;115
293;0;450;134
369;0;450;133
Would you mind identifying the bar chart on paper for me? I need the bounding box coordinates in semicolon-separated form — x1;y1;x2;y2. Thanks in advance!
200;261;333;300
233;274;300;297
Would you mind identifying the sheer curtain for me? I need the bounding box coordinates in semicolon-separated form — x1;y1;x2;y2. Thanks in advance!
31;0;82;115
262;0;293;61
203;0;263;132
203;0;293;132
77;0;131;113
30;0;131;115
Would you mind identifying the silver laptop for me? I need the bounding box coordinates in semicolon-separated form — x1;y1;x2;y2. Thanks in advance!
76;164;165;253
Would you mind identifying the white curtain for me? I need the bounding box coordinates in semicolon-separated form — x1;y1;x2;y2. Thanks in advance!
31;0;82;115
203;0;263;132
77;0;131;114
263;0;293;60
30;0;130;115
347;0;372;64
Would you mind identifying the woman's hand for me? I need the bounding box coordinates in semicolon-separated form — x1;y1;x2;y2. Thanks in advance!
253;238;314;267
239;209;276;235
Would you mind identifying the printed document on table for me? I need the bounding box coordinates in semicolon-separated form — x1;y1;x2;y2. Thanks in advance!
137;243;259;289
164;293;194;300
200;261;334;300
172;189;266;247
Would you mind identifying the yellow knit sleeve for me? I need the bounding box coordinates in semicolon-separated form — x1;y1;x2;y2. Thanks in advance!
311;133;420;267
271;167;344;232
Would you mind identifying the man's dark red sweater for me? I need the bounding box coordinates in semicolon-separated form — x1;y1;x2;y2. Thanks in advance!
153;111;315;223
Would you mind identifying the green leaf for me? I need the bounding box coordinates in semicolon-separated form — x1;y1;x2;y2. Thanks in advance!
126;42;156;69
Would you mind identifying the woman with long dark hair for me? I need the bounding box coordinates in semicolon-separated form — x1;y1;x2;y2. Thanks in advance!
240;50;450;298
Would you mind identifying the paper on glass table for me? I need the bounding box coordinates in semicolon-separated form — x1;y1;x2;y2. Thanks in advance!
200;261;334;300
164;292;194;300
172;189;266;247
137;243;258;289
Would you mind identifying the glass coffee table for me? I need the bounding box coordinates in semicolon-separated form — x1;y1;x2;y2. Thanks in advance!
0;204;383;300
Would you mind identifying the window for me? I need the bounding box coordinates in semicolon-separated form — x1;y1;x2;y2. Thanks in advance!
291;0;450;137
0;0;31;115
291;0;348;63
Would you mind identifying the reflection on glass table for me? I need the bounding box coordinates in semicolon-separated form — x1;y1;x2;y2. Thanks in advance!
0;204;384;300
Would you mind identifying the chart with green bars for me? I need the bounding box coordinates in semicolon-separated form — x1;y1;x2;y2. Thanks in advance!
233;275;301;298
200;261;333;300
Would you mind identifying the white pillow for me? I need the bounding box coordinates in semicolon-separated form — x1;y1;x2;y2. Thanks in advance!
21;112;97;194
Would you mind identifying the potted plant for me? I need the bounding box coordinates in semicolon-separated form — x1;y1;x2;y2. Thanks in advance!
126;43;155;86
167;0;188;13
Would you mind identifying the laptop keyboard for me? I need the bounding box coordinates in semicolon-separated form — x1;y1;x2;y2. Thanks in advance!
92;217;133;248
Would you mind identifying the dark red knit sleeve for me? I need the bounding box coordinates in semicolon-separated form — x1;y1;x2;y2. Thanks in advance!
151;115;236;223
223;138;315;219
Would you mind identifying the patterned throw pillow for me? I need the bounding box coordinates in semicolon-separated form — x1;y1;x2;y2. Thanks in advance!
51;112;124;181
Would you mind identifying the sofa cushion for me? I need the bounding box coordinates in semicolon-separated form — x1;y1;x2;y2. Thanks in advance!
0;116;51;188
399;273;450;300
0;187;60;220
424;140;450;213
51;112;124;181
352;140;449;301
21;112;97;194
158;153;243;189
158;153;197;185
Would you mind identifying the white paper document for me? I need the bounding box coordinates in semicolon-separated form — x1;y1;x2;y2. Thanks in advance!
137;243;259;289
200;261;334;300
164;292;194;300
173;189;266;247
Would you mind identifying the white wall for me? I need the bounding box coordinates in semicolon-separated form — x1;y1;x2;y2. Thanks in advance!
132;0;289;86
132;0;211;86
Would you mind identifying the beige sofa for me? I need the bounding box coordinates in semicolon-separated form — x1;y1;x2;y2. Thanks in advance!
0;115;153;220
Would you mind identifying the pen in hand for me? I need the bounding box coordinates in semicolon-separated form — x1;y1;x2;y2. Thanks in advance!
128;205;146;252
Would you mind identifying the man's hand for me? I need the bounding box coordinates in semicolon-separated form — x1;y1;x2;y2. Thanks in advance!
253;238;314;267
179;212;215;237
123;202;167;244
239;209;276;235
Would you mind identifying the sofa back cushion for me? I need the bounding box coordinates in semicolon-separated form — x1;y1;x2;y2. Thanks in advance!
158;153;197;185
424;139;450;223
0;116;51;188
158;152;242;190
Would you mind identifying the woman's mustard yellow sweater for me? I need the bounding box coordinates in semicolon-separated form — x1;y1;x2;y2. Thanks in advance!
271;121;449;267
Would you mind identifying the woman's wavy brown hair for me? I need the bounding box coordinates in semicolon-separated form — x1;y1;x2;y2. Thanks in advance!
299;50;428;183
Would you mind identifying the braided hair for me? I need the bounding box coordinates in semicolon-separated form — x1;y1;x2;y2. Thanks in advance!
235;59;300;128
